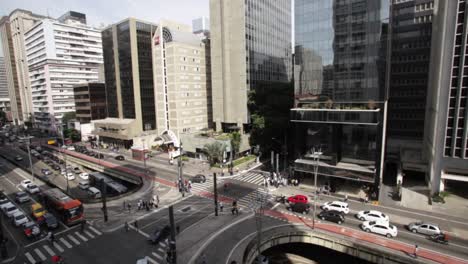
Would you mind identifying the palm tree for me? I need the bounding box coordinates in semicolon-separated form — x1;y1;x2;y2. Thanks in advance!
204;142;226;166
229;131;242;159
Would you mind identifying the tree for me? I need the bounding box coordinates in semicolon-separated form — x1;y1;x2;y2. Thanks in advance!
64;128;81;142
62;112;76;129
229;131;241;159
204;141;226;166
0;110;6;125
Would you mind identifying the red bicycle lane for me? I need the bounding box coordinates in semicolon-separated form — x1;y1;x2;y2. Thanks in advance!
264;210;468;264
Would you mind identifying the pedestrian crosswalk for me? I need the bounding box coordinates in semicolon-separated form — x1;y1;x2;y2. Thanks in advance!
189;176;225;194
23;225;103;264
232;171;267;186
238;187;271;210
141;240;169;264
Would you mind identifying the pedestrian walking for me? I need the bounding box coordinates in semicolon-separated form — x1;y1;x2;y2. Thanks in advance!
344;194;348;202
127;203;131;213
80;220;86;232
176;225;180;234
413;245;418;258
219;202;224;212
124;221;129;232
49;232;55;244
134;220;139;231
364;196;369;204
123;200;126;210
156;195;160;205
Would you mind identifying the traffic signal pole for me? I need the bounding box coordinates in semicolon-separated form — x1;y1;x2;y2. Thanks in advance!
214;173;218;216
168;206;177;264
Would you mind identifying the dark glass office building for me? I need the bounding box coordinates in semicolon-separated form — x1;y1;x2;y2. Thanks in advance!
101;18;157;131
292;0;390;197
73;82;107;124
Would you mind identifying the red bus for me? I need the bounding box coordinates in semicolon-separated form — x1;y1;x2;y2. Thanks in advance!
41;188;84;226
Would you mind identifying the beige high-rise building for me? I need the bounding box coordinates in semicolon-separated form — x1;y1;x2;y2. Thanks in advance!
0;9;45;125
153;20;211;136
210;0;292;132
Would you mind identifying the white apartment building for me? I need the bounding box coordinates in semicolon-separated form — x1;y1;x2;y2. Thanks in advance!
153;20;211;136
24;12;102;131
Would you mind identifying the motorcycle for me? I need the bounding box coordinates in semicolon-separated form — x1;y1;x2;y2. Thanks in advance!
275;195;286;204
429;234;449;245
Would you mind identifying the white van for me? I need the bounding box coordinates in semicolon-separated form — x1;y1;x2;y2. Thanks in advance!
87;187;101;199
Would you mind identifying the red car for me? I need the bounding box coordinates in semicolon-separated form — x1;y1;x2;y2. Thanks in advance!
287;194;308;204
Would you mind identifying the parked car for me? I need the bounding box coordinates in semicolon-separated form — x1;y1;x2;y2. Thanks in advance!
148;225;171;244
407;222;441;236
15;191;31;203
115;155;125;161
64;172;75;181
79;172;89;180
52;165;61;171
3;204;19;218
287;194;308;204
0;198;14;211
67;146;75;151
287;202;310;214
31;203;47;220
14;155;23;161
25;184;40;194
38;213;58;229
23;221;41;239
41;168;52;175
361;221;398;238
318;210;345;224
356;210;389;223
191;174;206;183
321;201;350;214
20;180;33;189
78;180;90;190
12;211;29;227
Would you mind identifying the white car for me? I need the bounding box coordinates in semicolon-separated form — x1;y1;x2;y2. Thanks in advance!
0;198;14;211
64;172;75;180
356;210;389;223
79;172;89;180
361;221;398;238
3;203;19;218
25;184;40;194
12;211;29;227
322;201;350;214
20;180;33;189
67;146;75;151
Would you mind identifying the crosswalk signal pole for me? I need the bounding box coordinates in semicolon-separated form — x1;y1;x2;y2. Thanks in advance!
214;173;218;216
0;215;8;259
168;206;177;264
101;179;108;222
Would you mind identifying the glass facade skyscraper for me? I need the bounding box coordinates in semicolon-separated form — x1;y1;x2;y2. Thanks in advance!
292;0;390;196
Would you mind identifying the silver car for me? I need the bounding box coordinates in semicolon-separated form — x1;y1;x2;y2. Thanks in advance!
408;222;441;235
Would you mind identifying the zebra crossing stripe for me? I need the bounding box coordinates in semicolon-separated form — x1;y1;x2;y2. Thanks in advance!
67;234;80;245
75;231;88;242
152;252;163;260
84;230;95;239
60;237;72;248
34;248;46;261
43;245;55;256
25;252;35;263
146;256;158;264
157;247;165;253
158;241;166;247
89;226;102;235
53;242;64;252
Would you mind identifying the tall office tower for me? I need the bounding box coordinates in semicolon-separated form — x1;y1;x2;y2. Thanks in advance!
96;18;157;148
0;56;10;116
425;0;468;194
386;0;435;174
0;10;45;125
24;11;103;132
73;82;107;124
210;0;292;132
153;20;211;136
291;0;390;198
192;17;210;35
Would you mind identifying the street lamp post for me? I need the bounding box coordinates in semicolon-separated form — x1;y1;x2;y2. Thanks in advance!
178;142;184;196
21;135;35;182
142;138;147;176
312;148;322;229
58;124;69;193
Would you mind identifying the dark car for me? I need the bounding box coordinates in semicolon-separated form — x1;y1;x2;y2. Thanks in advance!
191;174;206;183
287;203;310;214
38;213;58;229
318;210;345;225
52;165;61;171
115;155;125;161
148;225;171;244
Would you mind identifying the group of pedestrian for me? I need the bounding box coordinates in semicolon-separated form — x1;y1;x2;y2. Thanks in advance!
176;180;192;194
137;198;158;211
263;172;292;188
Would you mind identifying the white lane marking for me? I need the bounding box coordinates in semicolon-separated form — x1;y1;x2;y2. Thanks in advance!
84;230;95;239
75;231;88;242
34;248;46;261
89;226;102;235
146;256;157;264
157;247;165;253
152;252;163;260
25;252;36;264
158;241;166;247
60;237;72;248
43;245;55;256
53;242;64;252
67;234;80;245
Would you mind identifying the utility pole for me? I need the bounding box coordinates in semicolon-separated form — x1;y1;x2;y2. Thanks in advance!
283;132;287;174
213;173;218;216
58;124;69;193
0;214;8;259
312;148;322;230
276;153;280;174
270;150;274;176
178;142;184;197
142;138;147;175
23;135;35;182
168;206;177;264
101;179;108;222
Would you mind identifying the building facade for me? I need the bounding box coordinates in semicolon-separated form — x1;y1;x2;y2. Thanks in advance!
210;0;292;132
24;12;103;131
0;10;45;125
0;56;10;116
291;0;390;198
153;20;211;136
73;82;107;124
97;18;157;147
386;0;435;174
425;0;468;194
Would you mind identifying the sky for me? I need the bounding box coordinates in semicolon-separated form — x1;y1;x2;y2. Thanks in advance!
0;0;210;29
